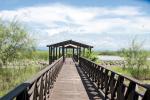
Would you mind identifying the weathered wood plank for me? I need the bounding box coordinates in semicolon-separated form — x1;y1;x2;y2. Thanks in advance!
50;58;89;100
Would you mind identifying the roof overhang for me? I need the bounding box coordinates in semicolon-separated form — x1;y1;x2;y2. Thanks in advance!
47;40;93;48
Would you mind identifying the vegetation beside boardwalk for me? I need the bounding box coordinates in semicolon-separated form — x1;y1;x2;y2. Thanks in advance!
120;39;150;80
0;61;45;96
0;51;49;96
0;19;49;96
98;39;150;81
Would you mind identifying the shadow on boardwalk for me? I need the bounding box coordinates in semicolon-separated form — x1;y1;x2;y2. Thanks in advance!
74;60;105;100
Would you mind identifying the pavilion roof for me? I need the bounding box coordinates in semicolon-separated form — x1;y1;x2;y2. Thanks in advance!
47;40;93;48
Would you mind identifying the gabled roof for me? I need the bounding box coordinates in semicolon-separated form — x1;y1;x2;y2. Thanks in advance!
64;44;77;48
47;40;93;48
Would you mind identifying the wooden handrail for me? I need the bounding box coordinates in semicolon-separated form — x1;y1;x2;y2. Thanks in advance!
75;55;150;100
1;57;64;100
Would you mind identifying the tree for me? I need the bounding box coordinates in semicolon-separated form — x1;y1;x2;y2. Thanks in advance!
0;19;35;65
121;38;149;78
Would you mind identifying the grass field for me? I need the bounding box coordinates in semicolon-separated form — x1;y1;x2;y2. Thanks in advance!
0;50;48;96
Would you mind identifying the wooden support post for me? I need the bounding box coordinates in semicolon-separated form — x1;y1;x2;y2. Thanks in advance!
66;48;67;57
59;47;61;58
81;47;83;56
53;46;55;61
79;47;81;57
77;47;78;56
83;48;85;57
76;48;77;55
62;46;65;61
51;47;53;62
77;47;79;61
73;48;74;57
49;47;50;65
51;46;53;63
89;47;91;53
56;47;57;59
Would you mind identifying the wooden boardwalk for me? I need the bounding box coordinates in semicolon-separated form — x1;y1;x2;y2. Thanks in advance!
50;58;89;100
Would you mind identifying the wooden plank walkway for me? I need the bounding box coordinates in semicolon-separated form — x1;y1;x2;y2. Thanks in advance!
50;58;89;100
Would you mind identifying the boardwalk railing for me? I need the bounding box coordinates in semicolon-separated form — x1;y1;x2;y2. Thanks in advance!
76;56;150;100
1;57;63;100
73;54;78;62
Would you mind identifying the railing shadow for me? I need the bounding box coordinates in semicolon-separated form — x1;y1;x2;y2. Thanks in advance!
73;59;105;100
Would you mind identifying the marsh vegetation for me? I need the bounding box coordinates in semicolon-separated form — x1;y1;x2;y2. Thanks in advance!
0;19;48;96
98;39;150;82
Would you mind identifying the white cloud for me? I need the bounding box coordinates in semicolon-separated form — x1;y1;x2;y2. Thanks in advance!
0;4;150;50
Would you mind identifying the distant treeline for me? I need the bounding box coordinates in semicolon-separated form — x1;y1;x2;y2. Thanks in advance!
96;50;150;57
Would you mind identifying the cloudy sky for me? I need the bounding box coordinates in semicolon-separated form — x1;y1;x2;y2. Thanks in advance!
0;0;150;50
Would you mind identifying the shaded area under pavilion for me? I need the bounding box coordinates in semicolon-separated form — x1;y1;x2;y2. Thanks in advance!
47;40;93;64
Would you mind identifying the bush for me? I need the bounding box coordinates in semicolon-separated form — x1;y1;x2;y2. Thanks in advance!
0;19;35;65
121;38;150;80
83;50;98;62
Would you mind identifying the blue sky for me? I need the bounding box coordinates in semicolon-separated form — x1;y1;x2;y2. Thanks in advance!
0;0;150;50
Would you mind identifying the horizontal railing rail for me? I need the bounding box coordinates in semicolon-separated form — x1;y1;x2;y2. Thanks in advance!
1;57;64;100
78;56;150;100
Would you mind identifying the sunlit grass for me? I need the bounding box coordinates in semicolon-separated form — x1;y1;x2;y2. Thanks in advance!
110;65;150;81
111;66;132;77
0;59;46;96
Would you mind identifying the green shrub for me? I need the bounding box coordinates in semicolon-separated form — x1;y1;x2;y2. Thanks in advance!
83;50;98;62
121;38;150;80
0;20;35;65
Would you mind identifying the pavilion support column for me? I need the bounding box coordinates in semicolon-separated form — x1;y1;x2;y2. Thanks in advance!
77;47;78;56
53;46;55;61
77;46;79;61
59;47;61;58
83;48;85;57
51;47;53;62
73;48;74;57
81;47;83;56
51;46;53;63
76;48;77;55
89;47;91;53
48;47;51;65
66;48;67;57
79;47;81;57
62;46;65;61
56;47;57;60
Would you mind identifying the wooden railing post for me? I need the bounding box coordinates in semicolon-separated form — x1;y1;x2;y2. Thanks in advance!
142;90;150;100
125;81;136;99
16;89;29;100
